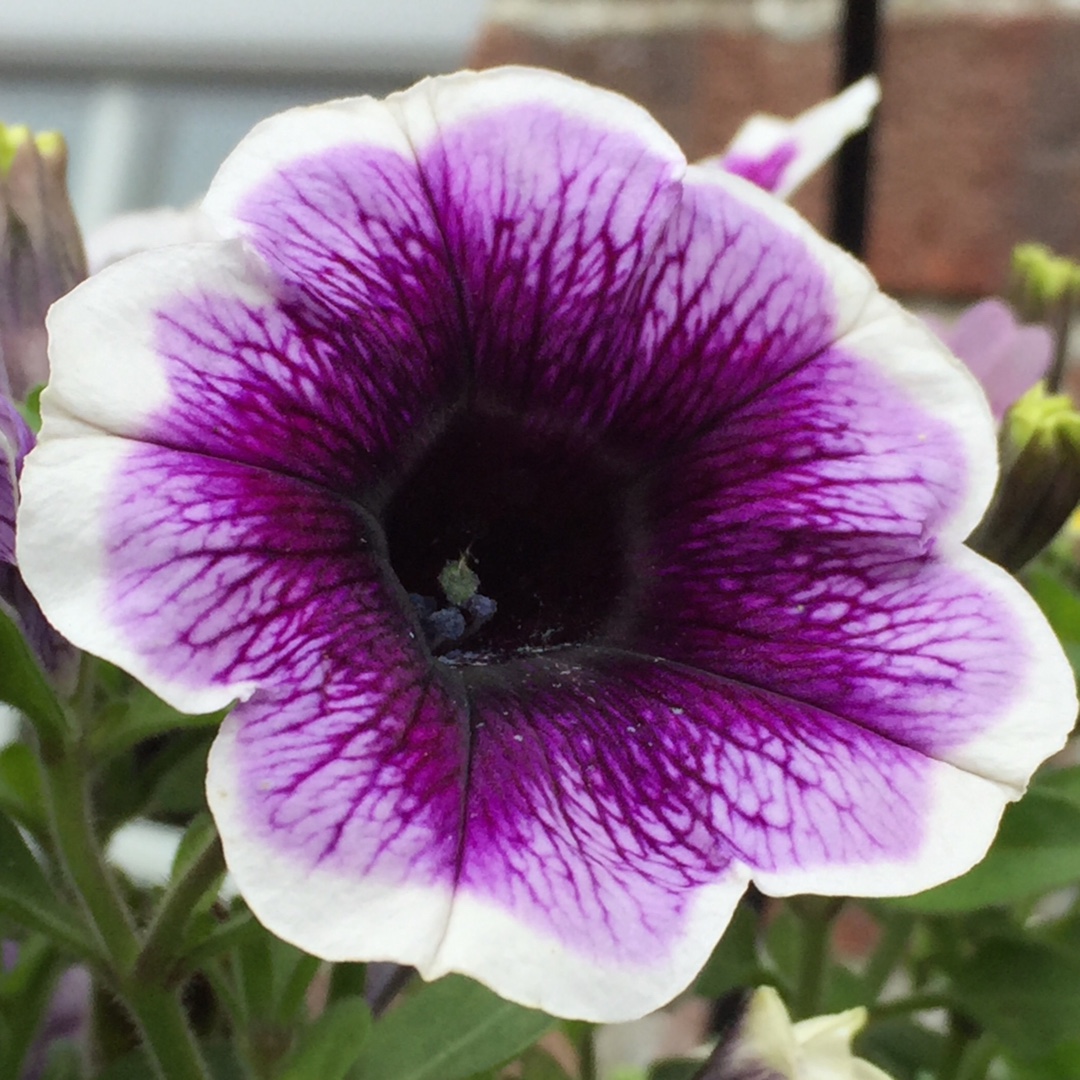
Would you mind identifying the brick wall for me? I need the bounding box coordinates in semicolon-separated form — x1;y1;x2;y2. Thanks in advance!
470;0;1080;298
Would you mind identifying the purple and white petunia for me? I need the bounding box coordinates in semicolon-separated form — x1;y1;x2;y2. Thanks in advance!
17;67;1076;1021
704;76;880;198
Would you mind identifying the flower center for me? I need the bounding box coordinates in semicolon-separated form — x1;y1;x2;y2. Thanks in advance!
382;408;641;663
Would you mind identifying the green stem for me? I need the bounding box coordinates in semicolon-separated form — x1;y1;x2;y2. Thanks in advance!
135;828;225;984
41;744;137;969
938;1012;980;1080
792;898;839;1018
575;1025;597;1080
41;739;212;1080
123;983;215;1080
1046;290;1075;394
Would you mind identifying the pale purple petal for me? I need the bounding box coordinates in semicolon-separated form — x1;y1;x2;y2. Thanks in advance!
705;77;880;199
924;299;1051;420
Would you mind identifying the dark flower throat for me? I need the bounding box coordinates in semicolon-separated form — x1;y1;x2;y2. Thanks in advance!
383;409;639;663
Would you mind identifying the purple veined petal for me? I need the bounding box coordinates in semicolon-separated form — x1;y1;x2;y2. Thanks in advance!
211;640;1009;1020
204;67;687;441
0;397;33;564
624;165;997;545
20;431;428;712
40;242;462;495
704;76;880;199
631;495;1071;790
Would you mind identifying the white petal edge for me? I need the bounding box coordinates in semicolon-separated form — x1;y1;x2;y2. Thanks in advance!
42;240;270;440
17;433;255;714
749;546;1075;897
208;712;749;1022
685;162;998;547
750;747;1017;901
704;76;880;199
86;204;221;274
202;66;687;240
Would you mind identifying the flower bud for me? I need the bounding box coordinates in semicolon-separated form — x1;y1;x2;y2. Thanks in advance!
0;122;87;400
969;382;1080;572
1012;244;1080;319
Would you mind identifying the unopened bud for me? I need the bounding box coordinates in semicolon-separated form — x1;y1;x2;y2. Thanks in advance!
0;121;87;400
969;383;1080;571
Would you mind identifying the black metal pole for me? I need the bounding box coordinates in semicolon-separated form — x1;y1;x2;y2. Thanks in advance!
830;0;881;258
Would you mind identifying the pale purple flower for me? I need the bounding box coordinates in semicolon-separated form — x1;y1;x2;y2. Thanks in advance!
2;942;90;1080
922;299;1052;422
703;76;880;199
18;68;1075;1021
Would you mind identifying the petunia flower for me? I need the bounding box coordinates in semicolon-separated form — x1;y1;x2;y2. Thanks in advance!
17;67;1075;1021
700;986;893;1080
703;76;880;199
922;299;1051;422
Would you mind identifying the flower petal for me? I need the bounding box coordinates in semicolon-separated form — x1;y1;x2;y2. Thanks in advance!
40;242;462;494
623;168;996;543
635;464;1073;790
204;67;687;439
0;397;31;565
708;76;880;198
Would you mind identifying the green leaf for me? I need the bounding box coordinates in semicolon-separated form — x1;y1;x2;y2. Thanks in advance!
97;1041;245;1080
90;682;227;760
947;937;1080;1059
648;1062;699;1080
279;997;372;1080
15;385;43;433
0;742;47;838
517;1047;574;1079
854;1019;944;1080
1026;564;1080;645
694;898;760;997
0;808;91;956
0;604;69;745
353;975;554;1080
1003;1039;1080;1079
887;779;1080;913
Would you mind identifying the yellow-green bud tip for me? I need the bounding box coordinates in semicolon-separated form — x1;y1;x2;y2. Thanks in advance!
0;123;32;175
1009;381;1080;452
33;130;66;160
1012;242;1080;307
